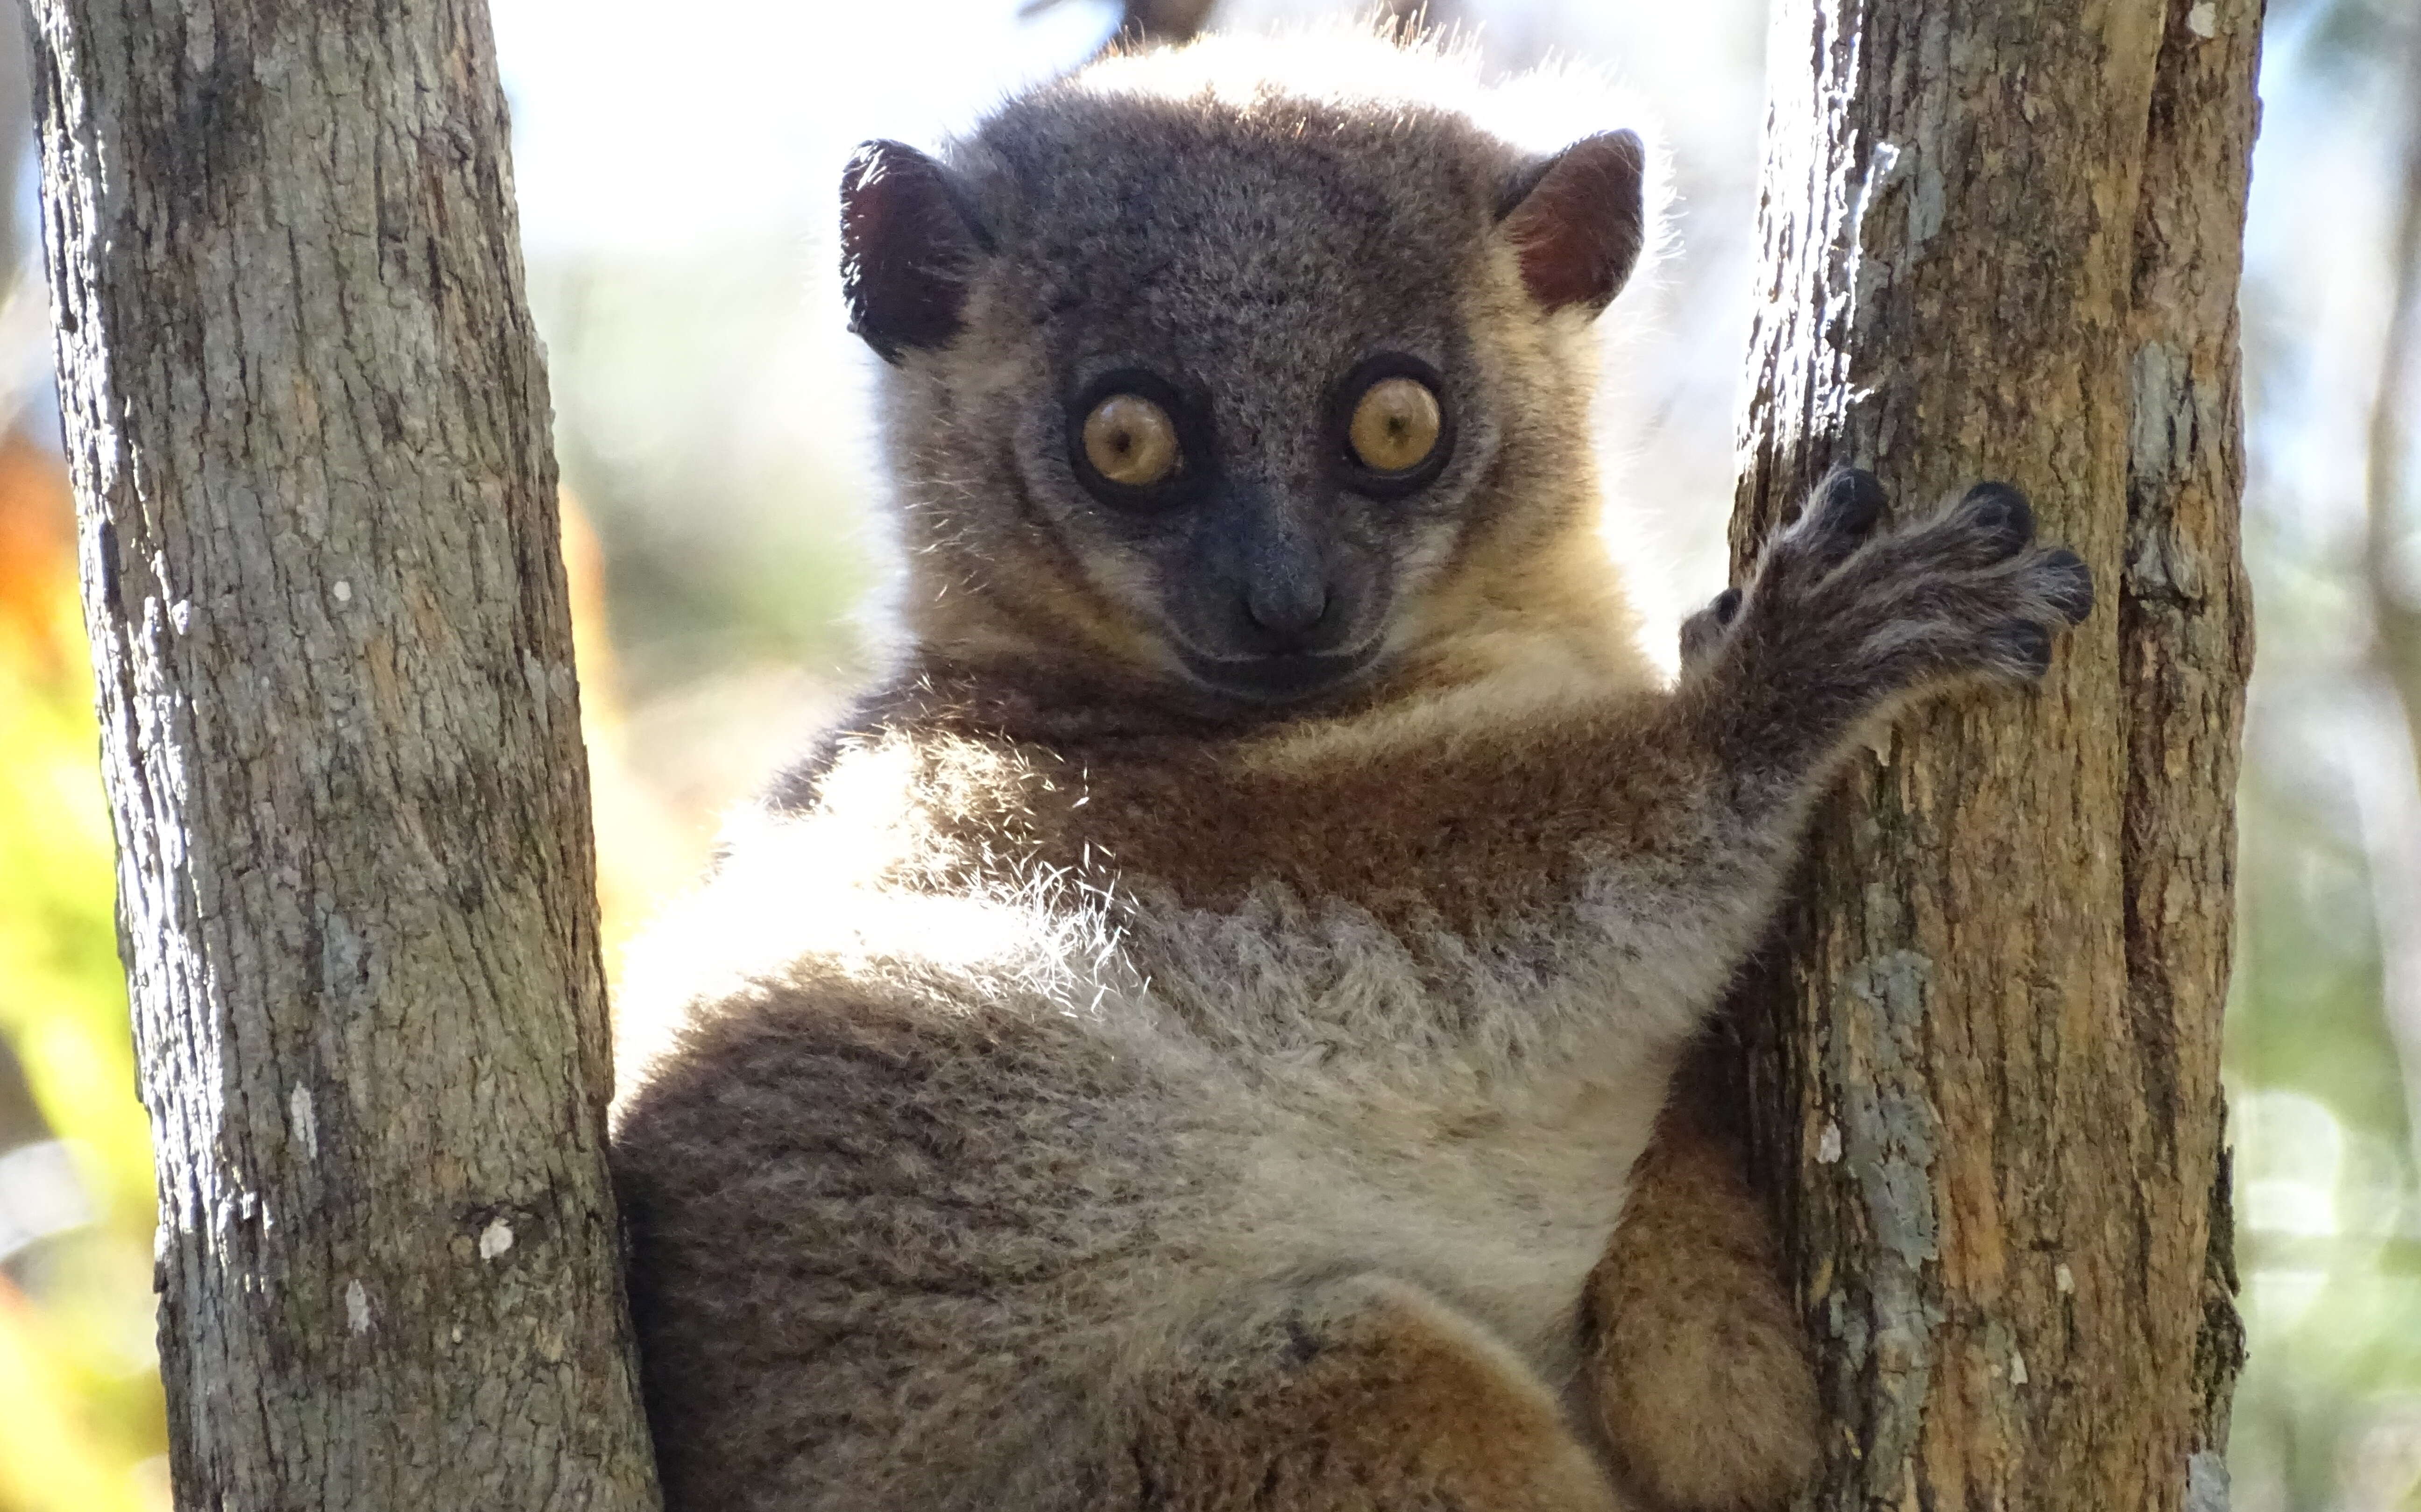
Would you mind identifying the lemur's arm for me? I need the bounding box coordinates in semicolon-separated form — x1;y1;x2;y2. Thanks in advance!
1076;470;2092;954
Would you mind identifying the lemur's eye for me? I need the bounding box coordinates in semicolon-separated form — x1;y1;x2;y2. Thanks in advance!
1347;377;1442;474
1081;395;1181;488
1331;355;1453;498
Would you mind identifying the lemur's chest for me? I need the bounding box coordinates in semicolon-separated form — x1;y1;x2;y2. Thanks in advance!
1119;877;1689;1081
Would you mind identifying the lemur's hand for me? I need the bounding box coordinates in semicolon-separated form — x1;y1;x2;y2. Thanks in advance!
1687;467;2094;783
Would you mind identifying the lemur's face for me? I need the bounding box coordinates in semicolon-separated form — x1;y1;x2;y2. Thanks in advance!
843;84;1642;708
1022;340;1458;701
1002;197;1494;703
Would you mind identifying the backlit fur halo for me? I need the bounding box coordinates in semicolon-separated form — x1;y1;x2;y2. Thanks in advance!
1066;20;1676;294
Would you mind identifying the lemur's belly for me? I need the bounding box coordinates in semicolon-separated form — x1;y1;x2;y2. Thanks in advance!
1119;878;1695;1385
1218;1063;1669;1388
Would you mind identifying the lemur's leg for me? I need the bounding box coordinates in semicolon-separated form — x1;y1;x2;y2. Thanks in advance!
1578;467;2098;1510
1124;1271;1629;1512
1586;1039;1817;1512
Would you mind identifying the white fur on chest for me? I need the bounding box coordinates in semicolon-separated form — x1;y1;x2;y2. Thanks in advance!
1127;892;1683;1382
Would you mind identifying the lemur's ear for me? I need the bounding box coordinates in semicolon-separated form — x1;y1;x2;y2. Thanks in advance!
840;140;992;364
1496;130;1646;316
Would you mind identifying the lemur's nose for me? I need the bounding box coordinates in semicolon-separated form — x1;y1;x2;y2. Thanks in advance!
1246;576;1332;642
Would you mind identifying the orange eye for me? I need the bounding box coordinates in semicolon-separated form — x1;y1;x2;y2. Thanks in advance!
1347;376;1443;473
1081;394;1181;487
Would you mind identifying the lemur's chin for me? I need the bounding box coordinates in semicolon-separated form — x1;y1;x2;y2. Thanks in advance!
1175;643;1381;703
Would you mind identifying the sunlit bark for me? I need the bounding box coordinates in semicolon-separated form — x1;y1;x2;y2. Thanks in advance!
1729;1;2258;1505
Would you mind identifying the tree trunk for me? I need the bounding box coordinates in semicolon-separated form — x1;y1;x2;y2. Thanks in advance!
2367;13;2421;794
28;2;662;1508
1728;1;2256;1508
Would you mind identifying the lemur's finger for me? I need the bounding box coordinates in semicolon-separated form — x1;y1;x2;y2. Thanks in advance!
2037;549;2095;624
1785;467;1888;570
1949;481;2035;562
1678;587;1743;669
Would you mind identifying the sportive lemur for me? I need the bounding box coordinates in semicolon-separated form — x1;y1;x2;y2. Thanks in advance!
609;33;2094;1512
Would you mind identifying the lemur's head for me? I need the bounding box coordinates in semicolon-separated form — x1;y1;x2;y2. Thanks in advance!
842;35;1653;713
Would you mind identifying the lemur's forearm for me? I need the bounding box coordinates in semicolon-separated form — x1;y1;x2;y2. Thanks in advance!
1033;476;2090;965
1063;698;1747;933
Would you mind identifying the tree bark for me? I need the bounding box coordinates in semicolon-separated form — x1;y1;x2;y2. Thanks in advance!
29;2;661;1508
1728;2;2256;1508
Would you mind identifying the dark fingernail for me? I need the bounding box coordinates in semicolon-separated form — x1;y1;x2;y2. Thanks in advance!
1822;467;1887;534
1964;481;2035;546
2040;549;2095;624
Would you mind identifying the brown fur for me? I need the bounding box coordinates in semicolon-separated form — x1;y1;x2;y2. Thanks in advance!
1129;1274;1623;1511
611;33;2091;1512
763;657;1720;932
1590;1059;1819;1511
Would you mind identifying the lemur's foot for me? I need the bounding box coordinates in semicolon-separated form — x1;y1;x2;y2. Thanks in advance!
1688;468;2093;772
1590;1123;1819;1512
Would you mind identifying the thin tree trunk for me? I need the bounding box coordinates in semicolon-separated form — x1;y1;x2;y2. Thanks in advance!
1114;0;1217;46
2359;6;2421;1167
2368;13;2421;773
28;2;661;1507
1020;0;1216;49
1728;1;2256;1507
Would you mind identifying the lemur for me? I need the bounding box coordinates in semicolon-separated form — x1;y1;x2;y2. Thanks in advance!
609;33;2094;1512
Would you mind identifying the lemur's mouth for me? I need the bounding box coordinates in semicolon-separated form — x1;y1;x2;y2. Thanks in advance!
1174;643;1381;703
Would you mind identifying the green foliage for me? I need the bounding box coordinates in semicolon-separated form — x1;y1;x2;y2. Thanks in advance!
0;592;168;1512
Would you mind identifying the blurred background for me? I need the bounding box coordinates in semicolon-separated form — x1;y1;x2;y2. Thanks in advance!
0;0;2412;1506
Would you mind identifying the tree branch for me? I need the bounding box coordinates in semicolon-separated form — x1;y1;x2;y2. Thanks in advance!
2368;15;2421;767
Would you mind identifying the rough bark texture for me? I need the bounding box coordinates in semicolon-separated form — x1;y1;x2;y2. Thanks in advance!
1728;2;2256;1508
29;2;661;1508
